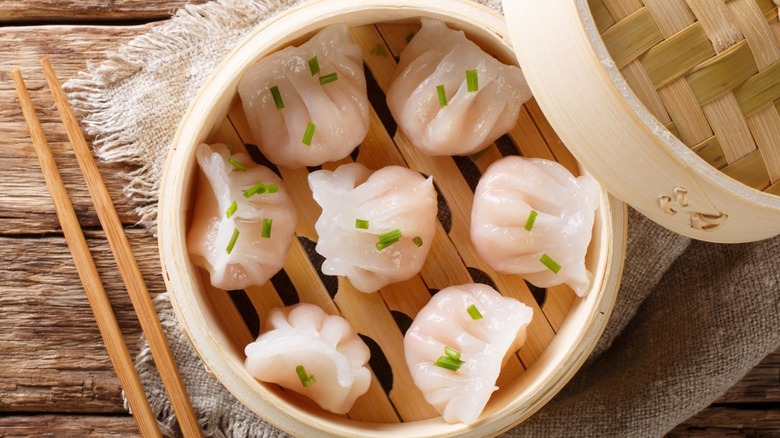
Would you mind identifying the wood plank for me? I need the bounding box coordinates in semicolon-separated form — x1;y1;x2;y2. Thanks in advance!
667;406;780;437
0;415;139;436
667;348;780;436
0;1;203;23
0;25;160;234
0;229;161;413
715;349;780;404
1;14;778;437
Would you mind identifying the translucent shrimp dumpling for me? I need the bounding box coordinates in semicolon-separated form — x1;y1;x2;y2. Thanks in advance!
387;18;532;156
244;303;371;414
471;156;599;296
187;143;297;290
237;24;370;169
404;283;533;424
308;163;437;293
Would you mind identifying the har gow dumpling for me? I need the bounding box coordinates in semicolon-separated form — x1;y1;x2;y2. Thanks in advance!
237;24;370;169
387;18;532;156
244;303;371;415
187;143;297;290
308;163;437;293
470;156;599;296
404;283;533;424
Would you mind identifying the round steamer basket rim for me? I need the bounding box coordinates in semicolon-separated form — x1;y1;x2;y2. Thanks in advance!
159;0;625;436
504;0;780;243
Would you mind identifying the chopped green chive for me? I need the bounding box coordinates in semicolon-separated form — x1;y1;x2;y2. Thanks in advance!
226;140;235;152
467;304;483;320
369;44;388;57
270;85;284;109
434;355;465;371
540;253;561;274
228;157;247;171
226;228;240;254
302;122;316;146
444;346;461;360
295;365;316;388
319;72;339;85
434;346;465;371
225;200;238;219
436;84;448;107
405;32;415;44
355;219;369;229
242;182;278;198
524;210;539;231
412;236;423;247
308;56;320;75
376;229;402;251
261;218;272;239
243;182;265;197
466;69;479;92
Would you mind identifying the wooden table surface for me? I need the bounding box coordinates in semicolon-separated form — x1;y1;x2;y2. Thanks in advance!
0;1;777;436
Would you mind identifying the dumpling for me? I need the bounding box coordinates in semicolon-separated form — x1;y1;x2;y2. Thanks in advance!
187;143;297;290
244;303;371;414
237;24;370;169
404;283;533;424
308;163;437;293
470;156;599;296
387;18;532;156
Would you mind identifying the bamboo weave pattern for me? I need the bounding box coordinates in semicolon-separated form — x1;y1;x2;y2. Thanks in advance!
591;0;780;194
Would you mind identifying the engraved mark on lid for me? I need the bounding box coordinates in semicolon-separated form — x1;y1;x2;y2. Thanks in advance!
657;187;727;231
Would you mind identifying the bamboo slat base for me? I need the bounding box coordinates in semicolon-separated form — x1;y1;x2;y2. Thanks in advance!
159;5;624;436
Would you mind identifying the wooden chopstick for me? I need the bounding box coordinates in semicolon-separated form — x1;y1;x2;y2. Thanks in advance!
38;58;204;438
12;69;163;438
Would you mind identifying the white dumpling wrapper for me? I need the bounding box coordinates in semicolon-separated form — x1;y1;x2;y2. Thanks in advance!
308;163;438;293
244;303;371;414
404;283;533;424
387;18;532;156
237;24;369;169
471;156;599;296
187;143;297;290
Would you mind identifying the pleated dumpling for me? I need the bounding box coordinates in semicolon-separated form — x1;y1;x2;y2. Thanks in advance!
404;283;533;424
187;143;297;290
387;18;532;156
308;163;437;293
237;24;370;169
244;303;371;415
470;156;599;296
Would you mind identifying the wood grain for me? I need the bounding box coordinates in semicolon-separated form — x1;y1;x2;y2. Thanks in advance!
0;415;140;436
716;349;780;404
0;229;162;412
0;25;159;233
12;68;161;436
0;1;778;435
667;406;780;437
0;1;203;23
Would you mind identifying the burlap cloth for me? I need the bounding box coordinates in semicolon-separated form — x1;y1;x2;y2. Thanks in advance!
64;0;780;436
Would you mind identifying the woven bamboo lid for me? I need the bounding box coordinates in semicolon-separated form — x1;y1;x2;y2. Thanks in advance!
505;0;780;243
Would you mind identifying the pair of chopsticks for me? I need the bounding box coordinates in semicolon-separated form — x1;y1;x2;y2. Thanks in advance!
12;59;203;438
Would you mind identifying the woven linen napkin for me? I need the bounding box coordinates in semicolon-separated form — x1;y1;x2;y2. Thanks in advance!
65;1;780;436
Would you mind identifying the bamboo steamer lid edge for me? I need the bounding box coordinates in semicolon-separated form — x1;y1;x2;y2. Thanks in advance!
505;0;780;243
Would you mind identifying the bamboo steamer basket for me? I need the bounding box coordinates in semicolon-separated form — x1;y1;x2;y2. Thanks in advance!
506;0;780;243
158;0;626;436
